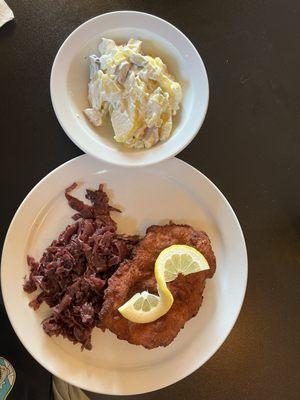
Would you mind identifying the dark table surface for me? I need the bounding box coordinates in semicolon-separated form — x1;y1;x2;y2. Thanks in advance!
0;1;299;399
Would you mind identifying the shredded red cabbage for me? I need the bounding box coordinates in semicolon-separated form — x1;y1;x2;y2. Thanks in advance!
23;183;139;350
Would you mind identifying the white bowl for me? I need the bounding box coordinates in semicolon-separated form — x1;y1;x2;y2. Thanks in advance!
50;11;209;167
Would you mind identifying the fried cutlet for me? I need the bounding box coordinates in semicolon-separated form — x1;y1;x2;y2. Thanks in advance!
100;223;216;349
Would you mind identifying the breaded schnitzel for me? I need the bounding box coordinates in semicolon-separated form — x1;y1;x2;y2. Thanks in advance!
101;223;216;349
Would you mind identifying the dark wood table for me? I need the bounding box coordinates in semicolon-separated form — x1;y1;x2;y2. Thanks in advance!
0;1;299;399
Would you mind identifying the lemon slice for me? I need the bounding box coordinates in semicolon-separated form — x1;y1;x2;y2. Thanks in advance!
118;286;173;324
118;245;209;324
155;245;210;286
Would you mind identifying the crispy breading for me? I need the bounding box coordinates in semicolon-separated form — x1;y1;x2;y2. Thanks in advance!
100;223;216;349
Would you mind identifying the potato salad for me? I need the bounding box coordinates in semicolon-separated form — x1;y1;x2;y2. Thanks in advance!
84;38;182;149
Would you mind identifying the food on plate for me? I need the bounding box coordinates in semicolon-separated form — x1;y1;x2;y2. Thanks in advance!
84;38;182;149
23;183;216;350
118;244;210;324
23;183;139;350
101;223;216;349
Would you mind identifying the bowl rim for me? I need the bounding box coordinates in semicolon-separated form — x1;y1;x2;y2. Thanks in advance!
50;11;209;167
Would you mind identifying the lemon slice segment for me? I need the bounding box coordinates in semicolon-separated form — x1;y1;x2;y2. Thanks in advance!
118;287;173;324
155;245;210;287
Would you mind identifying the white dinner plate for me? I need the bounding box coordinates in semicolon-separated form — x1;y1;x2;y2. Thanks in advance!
1;155;247;395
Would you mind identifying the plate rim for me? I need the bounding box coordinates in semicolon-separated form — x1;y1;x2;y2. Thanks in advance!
1;155;247;395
